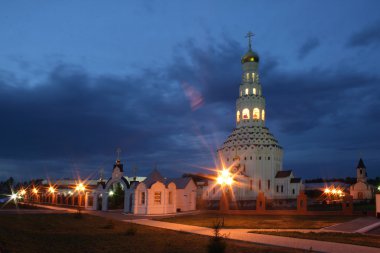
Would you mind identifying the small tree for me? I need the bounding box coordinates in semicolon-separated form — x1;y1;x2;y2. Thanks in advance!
208;218;227;253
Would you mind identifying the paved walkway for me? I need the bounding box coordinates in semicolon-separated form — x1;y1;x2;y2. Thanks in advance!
322;217;380;233
125;219;379;253
7;204;380;253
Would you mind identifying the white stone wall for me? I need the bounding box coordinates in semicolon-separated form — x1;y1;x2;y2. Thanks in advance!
176;180;197;211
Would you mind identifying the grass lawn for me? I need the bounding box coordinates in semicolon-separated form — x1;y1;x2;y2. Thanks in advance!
0;202;41;209
156;213;355;229
0;214;310;253
251;231;380;248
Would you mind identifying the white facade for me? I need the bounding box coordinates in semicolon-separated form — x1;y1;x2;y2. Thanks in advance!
204;38;302;202
91;160;197;215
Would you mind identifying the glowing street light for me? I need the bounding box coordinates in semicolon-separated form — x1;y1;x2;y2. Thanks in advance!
32;188;38;194
10;193;18;200
109;190;114;196
216;168;233;186
324;188;330;194
75;183;85;192
19;189;26;196
48;186;56;194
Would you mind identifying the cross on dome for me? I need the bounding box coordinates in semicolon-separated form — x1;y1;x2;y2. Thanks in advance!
245;31;255;50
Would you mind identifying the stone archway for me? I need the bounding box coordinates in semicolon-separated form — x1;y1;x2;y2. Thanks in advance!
101;177;130;212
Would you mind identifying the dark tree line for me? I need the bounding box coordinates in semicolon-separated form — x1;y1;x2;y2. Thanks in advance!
0;177;43;195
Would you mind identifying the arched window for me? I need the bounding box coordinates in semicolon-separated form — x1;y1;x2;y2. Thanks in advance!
236;111;240;122
253;88;256;95
262;110;265;120
253;108;260;119
240;90;242;97
242;108;250;119
245;88;249;95
246;73;249;81
251;73;255;81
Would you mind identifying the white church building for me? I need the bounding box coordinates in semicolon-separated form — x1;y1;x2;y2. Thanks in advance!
350;158;374;201
91;160;197;214
204;35;302;203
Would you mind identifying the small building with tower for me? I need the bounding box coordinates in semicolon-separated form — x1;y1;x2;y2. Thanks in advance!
350;158;374;201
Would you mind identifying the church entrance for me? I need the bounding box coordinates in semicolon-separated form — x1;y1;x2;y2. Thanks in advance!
107;182;125;210
358;192;364;200
97;194;103;210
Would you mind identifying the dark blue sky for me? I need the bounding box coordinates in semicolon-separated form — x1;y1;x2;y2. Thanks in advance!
1;1;379;181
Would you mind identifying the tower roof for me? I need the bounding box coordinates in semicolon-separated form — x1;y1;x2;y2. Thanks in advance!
241;31;259;64
143;168;165;188
241;49;259;64
357;158;366;169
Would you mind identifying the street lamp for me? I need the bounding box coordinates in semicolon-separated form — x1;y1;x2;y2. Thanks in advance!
216;168;233;211
217;168;233;186
49;186;56;194
75;182;86;207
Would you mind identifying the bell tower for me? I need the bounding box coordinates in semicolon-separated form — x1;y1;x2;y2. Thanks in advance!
356;158;367;183
236;32;265;128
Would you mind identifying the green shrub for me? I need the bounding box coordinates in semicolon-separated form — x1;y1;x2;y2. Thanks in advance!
207;218;227;253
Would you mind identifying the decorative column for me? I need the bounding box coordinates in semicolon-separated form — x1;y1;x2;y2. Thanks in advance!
124;190;129;213
102;192;108;211
297;191;308;214
92;193;98;210
256;192;266;212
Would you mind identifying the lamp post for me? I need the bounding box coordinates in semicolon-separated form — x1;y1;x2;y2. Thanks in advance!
216;168;233;211
48;186;56;204
75;183;86;207
32;188;39;202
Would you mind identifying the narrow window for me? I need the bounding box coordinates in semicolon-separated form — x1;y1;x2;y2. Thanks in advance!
276;185;279;193
141;192;145;205
259;180;261;190
259;156;261;160
168;191;173;204
246;73;249;81
245;88;249;95
242;108;250;119
360;170;362;175
281;185;284;193
251;73;255;80
227;158;229;162
250;156;252;160
253;108;260;120
244;157;247;160
250;180;253;191
268;157;270;160
253;88;256;95
262;110;265;120
154;192;161;204
292;189;295;194
236;111;240;122
267;180;270;190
